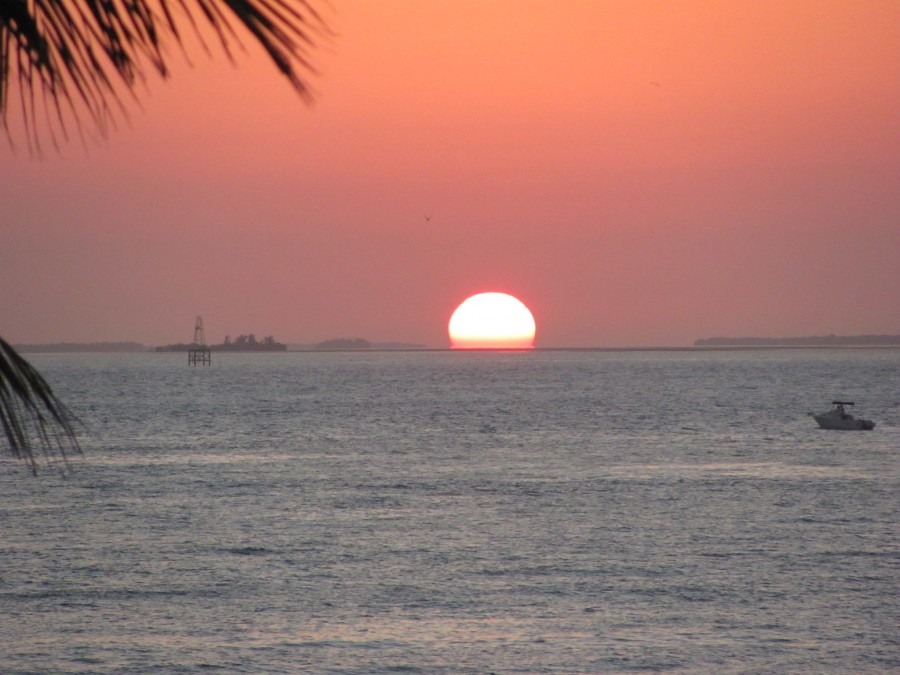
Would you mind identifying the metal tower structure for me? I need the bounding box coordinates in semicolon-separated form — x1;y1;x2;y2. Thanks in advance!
189;316;211;365
192;316;206;346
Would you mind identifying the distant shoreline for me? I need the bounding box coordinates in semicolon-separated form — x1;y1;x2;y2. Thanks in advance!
694;335;900;347
14;343;900;354
14;334;900;353
13;342;148;353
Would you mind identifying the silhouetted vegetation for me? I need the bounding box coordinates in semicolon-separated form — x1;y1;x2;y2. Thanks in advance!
156;334;286;352
0;338;80;474
215;335;286;352
2;0;326;471
1;0;327;152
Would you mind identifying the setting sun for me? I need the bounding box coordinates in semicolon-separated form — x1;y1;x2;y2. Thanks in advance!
449;293;536;349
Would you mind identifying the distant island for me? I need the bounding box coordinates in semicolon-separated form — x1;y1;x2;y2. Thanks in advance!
15;341;147;352
313;338;372;350
156;334;287;352
695;334;900;347
302;338;428;351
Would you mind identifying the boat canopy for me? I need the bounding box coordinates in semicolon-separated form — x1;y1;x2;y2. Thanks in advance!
831;401;855;405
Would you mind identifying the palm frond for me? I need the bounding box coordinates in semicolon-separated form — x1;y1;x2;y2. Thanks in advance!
0;0;328;151
0;337;80;474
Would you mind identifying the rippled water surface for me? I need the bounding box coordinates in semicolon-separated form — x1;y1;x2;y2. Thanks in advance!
2;349;898;673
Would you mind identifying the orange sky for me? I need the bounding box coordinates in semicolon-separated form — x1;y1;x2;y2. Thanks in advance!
2;0;899;347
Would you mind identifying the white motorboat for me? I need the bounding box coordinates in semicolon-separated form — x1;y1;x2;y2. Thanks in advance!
811;401;875;430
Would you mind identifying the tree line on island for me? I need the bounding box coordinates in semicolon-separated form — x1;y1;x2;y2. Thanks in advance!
156;334;287;352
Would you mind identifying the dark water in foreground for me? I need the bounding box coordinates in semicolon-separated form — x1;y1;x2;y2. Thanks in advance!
1;349;898;673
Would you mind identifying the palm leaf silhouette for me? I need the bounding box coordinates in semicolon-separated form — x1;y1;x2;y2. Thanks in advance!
1;0;326;470
0;337;80;474
1;0;327;152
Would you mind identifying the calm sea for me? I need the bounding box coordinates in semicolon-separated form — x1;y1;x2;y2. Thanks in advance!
1;349;898;674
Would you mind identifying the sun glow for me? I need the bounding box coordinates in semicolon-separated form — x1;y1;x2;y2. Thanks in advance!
448;293;536;349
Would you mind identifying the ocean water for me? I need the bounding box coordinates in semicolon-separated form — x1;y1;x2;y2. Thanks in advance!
1;349;898;674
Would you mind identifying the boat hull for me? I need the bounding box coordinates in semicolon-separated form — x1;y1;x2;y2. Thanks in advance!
813;412;875;430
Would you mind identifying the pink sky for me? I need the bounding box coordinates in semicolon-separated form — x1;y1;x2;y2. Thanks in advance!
2;0;899;348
